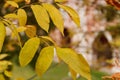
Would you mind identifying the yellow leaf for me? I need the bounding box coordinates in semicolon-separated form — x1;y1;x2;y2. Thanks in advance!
25;25;36;38
55;0;68;3
69;67;77;80
17;27;27;32
42;3;64;35
40;36;56;45
36;46;54;76
0;54;8;60
4;70;12;77
0;22;6;52
17;9;27;26
56;47;91;80
31;5;50;32
4;13;18;19
2;20;22;47
0;74;5;80
19;37;40;67
0;61;10;72
6;1;19;8
57;4;80;27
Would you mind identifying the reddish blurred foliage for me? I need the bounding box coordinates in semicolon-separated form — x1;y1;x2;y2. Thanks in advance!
106;0;120;10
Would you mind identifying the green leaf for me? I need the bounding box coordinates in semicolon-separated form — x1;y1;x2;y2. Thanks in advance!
55;0;67;3
31;5;50;32
19;37;40;67
57;4;80;27
56;47;91;80
6;1;19;8
36;46;54;76
42;3;64;35
17;9;27;26
4;13;18;19
0;22;6;52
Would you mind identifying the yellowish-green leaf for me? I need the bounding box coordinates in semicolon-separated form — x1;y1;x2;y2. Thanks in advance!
56;47;91;80
17;9;27;26
19;37;40;67
42;3;64;35
25;25;36;38
4;70;12;77
6;1;19;8
41;36;56;45
0;22;6;52
57;4;80;27
17;26;27;32
0;74;5;80
31;5;50;32
36;46;54;76
55;0;67;3
4;13;18;19
69;67;77;80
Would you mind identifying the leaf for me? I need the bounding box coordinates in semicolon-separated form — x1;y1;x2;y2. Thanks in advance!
0;54;8;60
17;9;27;26
40;36;56;45
0;22;6;52
0;61;10;72
17;26;27;32
105;0;120;10
69;67;77;80
55;0;68;3
36;46;54;76
42;3;64;35
0;74;5;80
4;70;12;77
25;25;36;38
57;4;80;27
31;5;50;32
19;37;40;67
56;47;91;80
6;1;19;8
2;20;22;47
4;13;18;19
12;26;26;38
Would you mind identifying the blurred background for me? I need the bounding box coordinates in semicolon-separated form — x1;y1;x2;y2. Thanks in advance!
1;0;120;80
